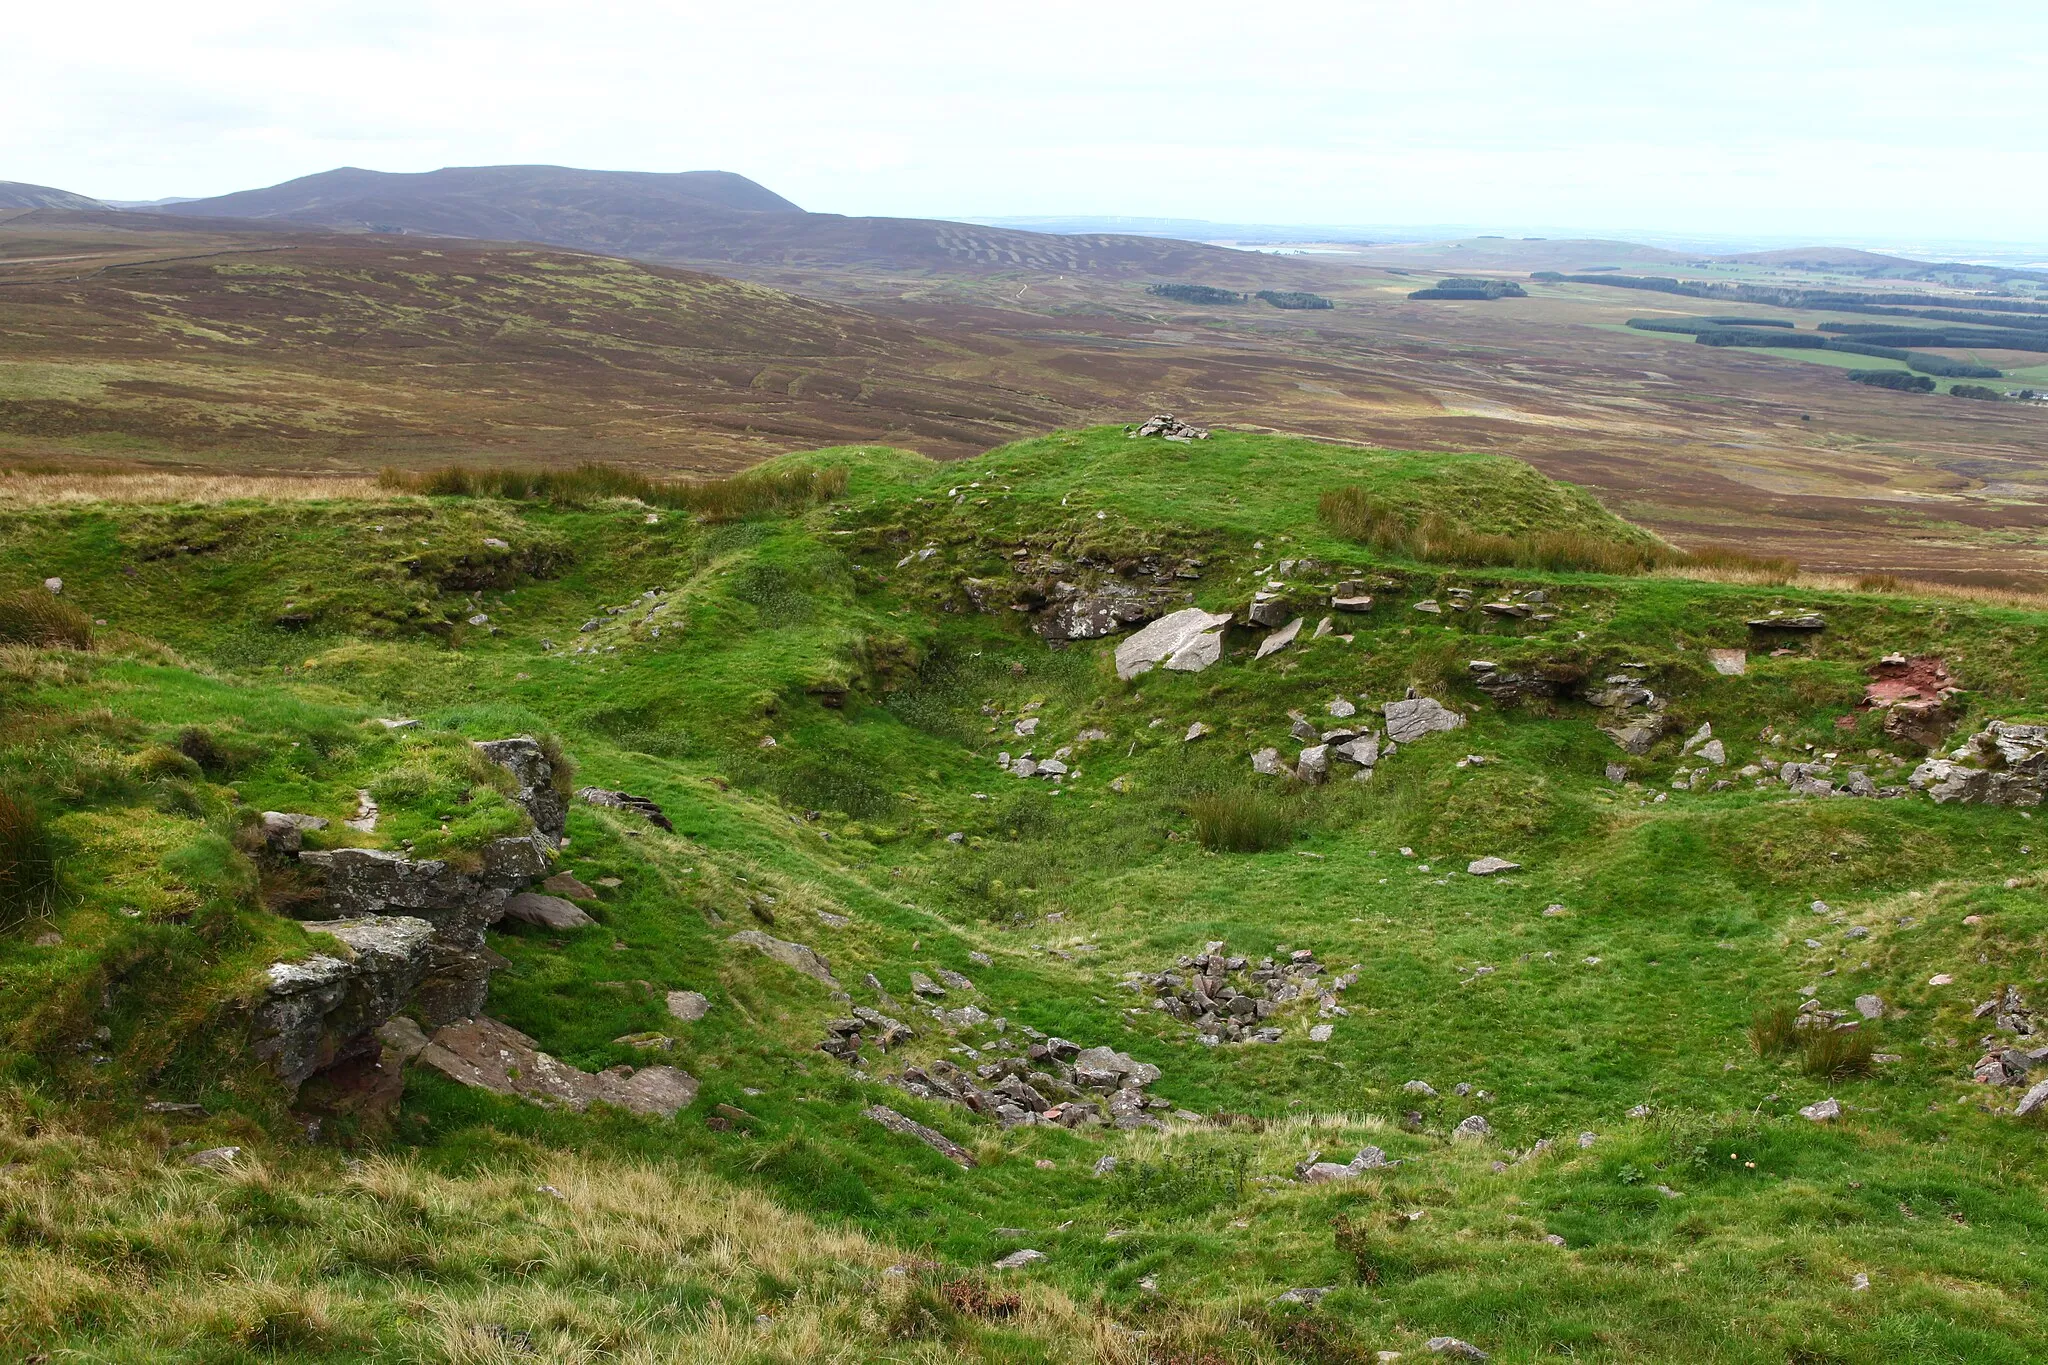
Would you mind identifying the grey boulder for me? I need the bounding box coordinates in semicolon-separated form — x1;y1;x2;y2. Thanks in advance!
500;893;595;931
1384;697;1466;744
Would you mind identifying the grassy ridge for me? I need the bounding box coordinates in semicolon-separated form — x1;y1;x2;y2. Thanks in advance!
3;428;2048;1361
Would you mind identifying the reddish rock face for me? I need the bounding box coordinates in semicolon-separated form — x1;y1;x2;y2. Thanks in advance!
1862;654;1961;748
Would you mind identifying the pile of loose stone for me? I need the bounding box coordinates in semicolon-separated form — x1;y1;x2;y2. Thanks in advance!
897;1036;1179;1130
1132;941;1354;1045
1127;413;1211;441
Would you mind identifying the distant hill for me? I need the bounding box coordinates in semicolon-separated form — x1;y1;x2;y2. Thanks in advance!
157;164;1283;281
0;180;105;212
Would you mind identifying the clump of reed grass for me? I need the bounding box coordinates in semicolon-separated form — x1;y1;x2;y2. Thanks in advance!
1318;485;1800;579
1748;1005;1799;1057
377;461;847;522
1188;789;1298;853
0;790;60;930
0;590;93;649
1800;1024;1877;1080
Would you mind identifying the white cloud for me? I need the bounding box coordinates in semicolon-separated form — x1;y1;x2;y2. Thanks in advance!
4;0;2044;240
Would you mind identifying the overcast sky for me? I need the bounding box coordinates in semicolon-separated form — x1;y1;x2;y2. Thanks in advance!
7;0;2046;245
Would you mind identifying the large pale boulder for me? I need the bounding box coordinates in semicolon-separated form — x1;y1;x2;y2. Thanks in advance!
1114;608;1233;680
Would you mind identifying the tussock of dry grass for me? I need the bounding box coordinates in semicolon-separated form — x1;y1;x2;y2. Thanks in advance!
377;461;850;522
0;470;389;506
0;1115;1114;1362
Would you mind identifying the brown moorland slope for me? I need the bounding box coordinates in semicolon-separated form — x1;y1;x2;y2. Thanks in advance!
5;210;2047;580
0;213;1096;469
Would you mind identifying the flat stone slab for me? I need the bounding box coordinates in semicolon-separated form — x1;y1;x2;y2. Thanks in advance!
730;929;840;990
1466;856;1521;876
1114;608;1232;680
865;1103;977;1167
1385;697;1466;744
500;893;595;931
417;1015;697;1117
1255;617;1304;660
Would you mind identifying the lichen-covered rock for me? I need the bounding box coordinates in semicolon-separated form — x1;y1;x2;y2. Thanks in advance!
1384;697;1466;744
474;737;568;842
730;929;841;990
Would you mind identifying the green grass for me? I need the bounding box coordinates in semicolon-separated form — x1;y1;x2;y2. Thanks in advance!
5;427;2048;1361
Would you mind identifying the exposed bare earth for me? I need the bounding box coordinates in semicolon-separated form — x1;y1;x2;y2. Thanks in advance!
3;213;2044;579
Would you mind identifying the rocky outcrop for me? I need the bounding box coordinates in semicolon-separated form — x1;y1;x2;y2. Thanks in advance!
252;916;437;1089
1584;673;1666;754
1114;607;1232;679
1864;655;1961;749
577;787;674;832
474;737;567;843
416;1015;698;1117
1911;721;2048;806
1469;661;1562;705
297;835;552;1022
896;1040;1171;1131
1033;581;1180;642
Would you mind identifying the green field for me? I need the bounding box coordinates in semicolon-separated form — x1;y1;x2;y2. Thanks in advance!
4;429;2048;1363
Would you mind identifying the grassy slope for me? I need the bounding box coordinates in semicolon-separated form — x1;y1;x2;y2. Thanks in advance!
3;427;2047;1362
